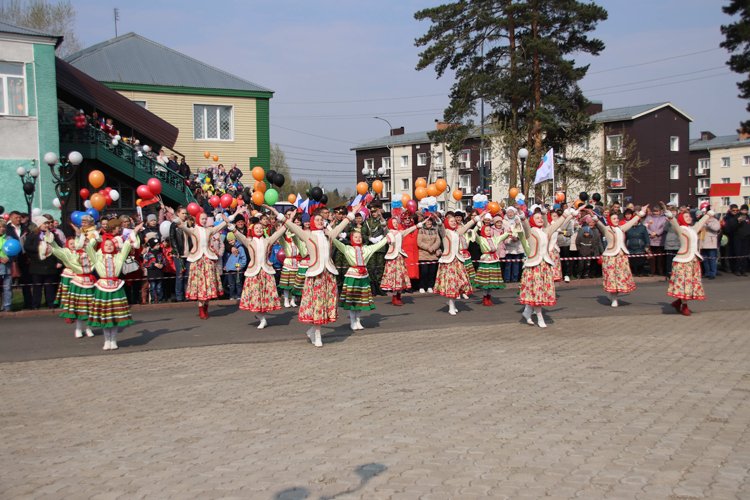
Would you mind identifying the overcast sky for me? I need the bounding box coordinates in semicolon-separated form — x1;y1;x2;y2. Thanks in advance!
72;0;744;190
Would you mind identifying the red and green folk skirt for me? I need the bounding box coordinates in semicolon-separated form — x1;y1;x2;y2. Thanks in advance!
461;253;477;287
54;271;73;307
59;281;94;321
278;265;298;291
340;271;375;311
292;262;308;297
475;260;505;290
88;281;134;329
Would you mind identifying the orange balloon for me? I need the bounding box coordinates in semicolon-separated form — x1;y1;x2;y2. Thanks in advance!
435;178;447;193
88;170;105;189
555;191;565;203
212;155;219;162
488;201;501;215
427;184;439;197
401;193;411;206
255;180;267;193
136;198;142;207
509;187;519;199
415;186;428;200
372;179;383;194
90;192;106;211
252;191;265;206
203;151;211;159
252;166;265;181
287;193;297;204
230;198;238;210
415;177;427;189
452;189;463;201
356;182;369;195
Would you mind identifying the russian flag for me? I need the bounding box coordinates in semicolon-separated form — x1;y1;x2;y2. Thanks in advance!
533;148;554;185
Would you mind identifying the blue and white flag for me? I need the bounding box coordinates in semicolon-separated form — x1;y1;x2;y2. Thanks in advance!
533;148;554;185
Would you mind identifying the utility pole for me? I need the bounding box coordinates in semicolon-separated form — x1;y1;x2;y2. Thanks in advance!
114;8;120;37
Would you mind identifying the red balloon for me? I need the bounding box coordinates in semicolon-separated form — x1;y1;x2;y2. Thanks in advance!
220;193;233;209
276;248;286;263
187;202;202;216
236;198;245;206
406;199;418;213
209;195;221;208
104;193;113;206
103;186;112;193
147;178;162;196
79;188;90;200
136;185;153;200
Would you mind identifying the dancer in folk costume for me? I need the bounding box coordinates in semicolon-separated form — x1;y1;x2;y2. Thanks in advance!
595;204;649;307
662;203;714;316
233;207;287;329
545;211;564;282
41;231;96;338
332;213;391;330
278;213;303;308
519;208;577;328
381;215;420;306
271;205;354;347
458;221;477;296
434;213;478;315
85;224;143;350
171;207;238;319
476;213;511;306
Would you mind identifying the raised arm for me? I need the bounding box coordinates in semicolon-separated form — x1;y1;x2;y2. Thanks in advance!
328;213;353;241
266;219;288;246
401;225;419;237
457;215;479;236
620;205;649;233
545;209;576;237
692;210;715;234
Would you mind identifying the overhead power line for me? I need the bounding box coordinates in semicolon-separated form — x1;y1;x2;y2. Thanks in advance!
274;93;447;105
583;66;727;93
588;47;723;75
587;72;730;98
271;123;359;145
275;143;353;156
285;155;353;165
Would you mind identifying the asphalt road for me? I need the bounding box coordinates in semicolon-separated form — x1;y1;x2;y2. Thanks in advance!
1;275;747;363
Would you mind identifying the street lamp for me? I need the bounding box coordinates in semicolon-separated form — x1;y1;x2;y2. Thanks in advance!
373;116;394;205
44;150;83;223
518;148;529;196
17;163;39;215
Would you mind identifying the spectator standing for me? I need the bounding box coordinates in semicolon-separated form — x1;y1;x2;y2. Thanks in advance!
699;212;721;279
143;237;165;303
502;207;524;283
417;217;440;293
557;211;575;282
0;219;12;311
228;163;243;182
222;232;247;300
178;157;191;179
24;216;60;309
575;216;603;279
625;212;650;276
169;206;190;302
166;154;179;172
644;206;667;276
723;204;750;276
362;204;388;296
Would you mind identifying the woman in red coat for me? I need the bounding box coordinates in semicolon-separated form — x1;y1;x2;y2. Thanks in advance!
401;214;420;286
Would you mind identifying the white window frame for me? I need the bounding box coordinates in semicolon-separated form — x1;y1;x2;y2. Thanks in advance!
669;193;679;206
606;192;623;205
697;158;710;175
721;157;731;168
744;196;750;206
670;164;679;180
0;61;27;116
364;158;374;175
381;157;391;173
743;176;750;187
401;178;410;191
669;136;679;151
132;100;147;109
417;153;427;166
697;178;710;194
743;155;750;166
606;135;623;156
458;174;471;194
193;104;234;141
382;179;392;197
481;147;492;161
721;177;731;184
458;149;471;169
434;151;444;167
721;196;731;206
400;155;409;167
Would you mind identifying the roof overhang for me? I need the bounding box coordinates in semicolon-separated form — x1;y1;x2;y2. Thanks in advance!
55;58;178;149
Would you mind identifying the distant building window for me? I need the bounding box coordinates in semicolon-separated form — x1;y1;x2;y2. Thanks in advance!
721;196;730;206
193;104;233;140
744;155;750;166
482;147;492;161
579;137;590;150
132;100;147;108
381;157;390;172
670;136;679;151
458;174;471;194
364;158;374;174
743;176;750;187
417;153;427;166
434;151;444;167
670;164;679;180
669;193;679;206
721;157;731;168
605;135;622;155
745;196;750;206
382;179;391;196
721;177;731;184
0;61;26;116
458;149;470;169
606;192;623;205
401;178;410;191
697;158;710;175
698;178;710;192
401;155;409;167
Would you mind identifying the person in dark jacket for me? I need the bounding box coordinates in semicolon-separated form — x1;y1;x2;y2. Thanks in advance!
24;216;61;309
169;206;191;301
625;211;650;276
575;215;603;279
178;158;191;179
724;203;750;276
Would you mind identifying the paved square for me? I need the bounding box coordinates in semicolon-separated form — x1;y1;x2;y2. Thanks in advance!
1;310;749;499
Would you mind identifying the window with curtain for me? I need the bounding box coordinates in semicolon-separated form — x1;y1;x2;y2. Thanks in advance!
0;62;26;116
193;104;233;140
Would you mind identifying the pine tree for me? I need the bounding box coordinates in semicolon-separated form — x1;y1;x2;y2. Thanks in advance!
721;0;750;133
415;0;607;195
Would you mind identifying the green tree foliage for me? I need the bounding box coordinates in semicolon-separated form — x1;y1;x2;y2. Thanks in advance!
414;0;607;194
721;0;750;133
0;0;81;57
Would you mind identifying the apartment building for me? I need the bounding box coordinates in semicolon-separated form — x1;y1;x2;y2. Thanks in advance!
689;131;750;211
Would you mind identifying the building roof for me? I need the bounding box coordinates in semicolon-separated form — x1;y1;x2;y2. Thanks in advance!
591;102;693;123
65;32;272;94
689;134;750;151
56;57;178;149
352;131;433;151
0;20;63;47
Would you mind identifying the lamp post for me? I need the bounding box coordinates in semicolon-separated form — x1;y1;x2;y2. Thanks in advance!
373;116;393;206
17;163;39;215
43;150;83;223
518;147;529;197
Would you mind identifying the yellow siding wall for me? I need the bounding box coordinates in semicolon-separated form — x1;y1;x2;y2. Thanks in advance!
115;90;258;177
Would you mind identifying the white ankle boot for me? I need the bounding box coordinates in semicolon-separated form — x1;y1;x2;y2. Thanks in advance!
109;331;118;350
102;330;111;350
355;316;364;330
447;300;457;315
284;297;291;308
75;328;83;338
522;306;534;325
313;329;323;348
290;297;297;307
305;327;315;343
85;328;94;337
534;308;547;328
349;312;357;331
256;315;267;329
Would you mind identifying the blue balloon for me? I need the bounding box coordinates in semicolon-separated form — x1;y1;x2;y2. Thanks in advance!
86;208;100;222
517;200;526;205
70;211;84;227
2;238;21;258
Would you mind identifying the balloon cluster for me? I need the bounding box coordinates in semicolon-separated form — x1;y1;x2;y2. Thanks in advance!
69;170;124;225
135;178;162;208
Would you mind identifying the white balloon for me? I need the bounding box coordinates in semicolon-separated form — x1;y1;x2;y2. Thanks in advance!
52;198;62;209
114;134;121;140
84;200;92;209
32;208;42;216
143;145;151;153
109;189;120;202
111;139;119;146
159;220;172;239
